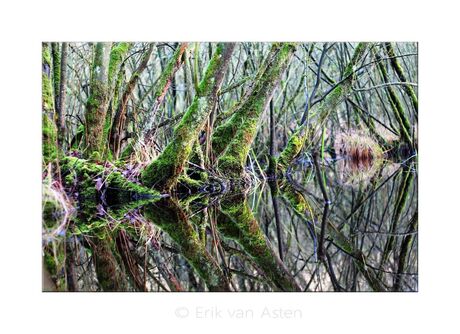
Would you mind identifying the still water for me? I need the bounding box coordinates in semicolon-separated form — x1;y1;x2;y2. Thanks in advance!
43;157;418;292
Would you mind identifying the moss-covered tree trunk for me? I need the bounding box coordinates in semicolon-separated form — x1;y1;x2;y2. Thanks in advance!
277;42;369;172
92;227;127;291
109;43;154;159
143;43;188;135
128;43;188;161
57;42;68;148
42;42;59;164
217;194;301;291
384;42;418;114
143;199;230;291
84;42;112;158
141;43;235;191
51;43;61;113
373;48;413;147
213;43;296;178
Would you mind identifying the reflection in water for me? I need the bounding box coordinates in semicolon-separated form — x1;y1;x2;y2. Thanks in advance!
43;158;417;292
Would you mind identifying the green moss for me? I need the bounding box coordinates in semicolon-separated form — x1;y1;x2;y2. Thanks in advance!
344;42;368;78
154;43;187;100
108;42;130;87
216;43;296;177
43;114;58;163
217;194;300;291
51;43;61;99
143;199;229;291
142;43;234;190
62;156;160;206
84;43;111;157
42;43;52;67
43;199;60;228
42;73;55;112
91;229;126;291
280;182;314;217
178;174;204;190
43;244;66;291
276;132;304;171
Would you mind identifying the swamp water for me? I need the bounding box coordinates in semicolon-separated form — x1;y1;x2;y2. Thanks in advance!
43;157;417;292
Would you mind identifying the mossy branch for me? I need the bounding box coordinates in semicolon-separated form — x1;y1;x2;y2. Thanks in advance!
279;182;386;291
384;42;418;113
141;43;235;191
143;199;230;291
216;43;297;177
373;48;413;146
217;194;301;291
277;42;369;172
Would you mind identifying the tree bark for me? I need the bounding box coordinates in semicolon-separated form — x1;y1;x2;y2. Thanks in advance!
109;43;154;159
57;42;68;148
42;42;58;163
138;43;188;147
277;42;369;171
374;48;413;147
141;43;235;191
215;43;296;177
84;42;112;158
143;199;230;291
217;194;301;291
384;42;418;114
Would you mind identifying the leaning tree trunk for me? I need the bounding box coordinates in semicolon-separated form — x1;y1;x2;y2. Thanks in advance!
215;42;297;178
84;42;112;159
109;43;154;159
373;47;413;147
143;42;188;134
102;42;131;150
141;43;188;143
277;42;369;172
217;193;301;291
143;199;230;291
384;42;418;114
141;43;235;191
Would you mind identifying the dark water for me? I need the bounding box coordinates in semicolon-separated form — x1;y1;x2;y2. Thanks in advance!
43;157;418;292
